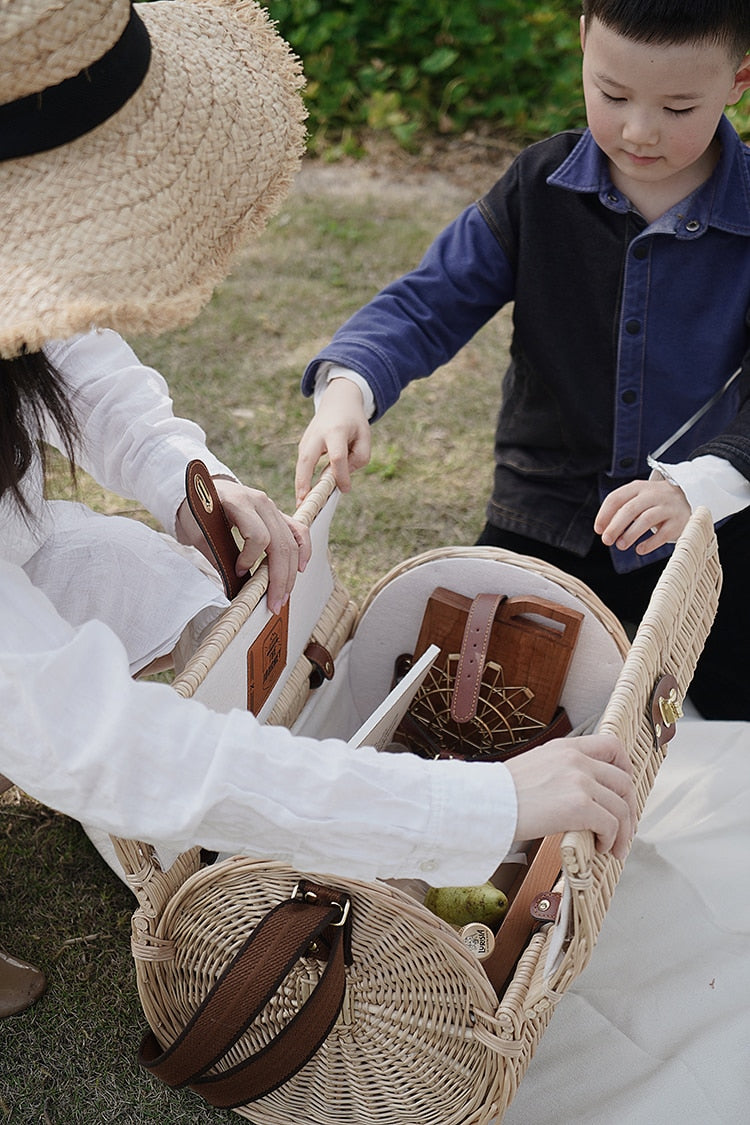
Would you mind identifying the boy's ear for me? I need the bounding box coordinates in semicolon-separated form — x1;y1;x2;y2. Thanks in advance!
727;55;750;105
579;14;586;52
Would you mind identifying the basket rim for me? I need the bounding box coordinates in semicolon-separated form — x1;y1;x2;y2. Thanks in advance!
356;544;630;659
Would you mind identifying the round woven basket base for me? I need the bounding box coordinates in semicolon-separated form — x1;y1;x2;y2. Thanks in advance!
144;858;504;1125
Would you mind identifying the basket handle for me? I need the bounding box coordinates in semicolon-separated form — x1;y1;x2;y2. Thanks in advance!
139;879;352;1108
497;595;584;642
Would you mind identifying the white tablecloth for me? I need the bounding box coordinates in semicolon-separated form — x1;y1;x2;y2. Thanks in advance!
503;719;750;1125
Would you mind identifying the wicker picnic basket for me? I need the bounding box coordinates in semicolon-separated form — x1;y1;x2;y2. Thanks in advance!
112;471;721;1124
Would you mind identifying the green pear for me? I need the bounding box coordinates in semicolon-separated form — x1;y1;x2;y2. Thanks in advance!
424;882;509;929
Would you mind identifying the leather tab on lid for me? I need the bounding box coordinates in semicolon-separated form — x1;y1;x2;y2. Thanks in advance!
185;460;245;600
530;891;561;923
306;641;335;688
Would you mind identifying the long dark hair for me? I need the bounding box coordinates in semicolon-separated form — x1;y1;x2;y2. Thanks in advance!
0;349;80;515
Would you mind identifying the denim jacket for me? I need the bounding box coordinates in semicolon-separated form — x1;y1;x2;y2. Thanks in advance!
303;116;750;572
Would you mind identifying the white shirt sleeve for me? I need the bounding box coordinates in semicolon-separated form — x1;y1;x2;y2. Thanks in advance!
313;362;376;420
649;454;750;522
0;559;516;885
44;329;235;537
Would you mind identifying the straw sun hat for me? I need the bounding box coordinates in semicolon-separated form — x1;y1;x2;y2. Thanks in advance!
0;0;307;358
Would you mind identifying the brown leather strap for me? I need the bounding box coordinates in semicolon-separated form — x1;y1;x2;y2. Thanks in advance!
480;832;564;998
185;460;245;599
305;641;335;688
451;593;506;723
139;880;352;1107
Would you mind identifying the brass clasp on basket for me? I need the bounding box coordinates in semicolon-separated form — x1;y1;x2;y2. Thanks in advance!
658;691;683;728
650;673;683;749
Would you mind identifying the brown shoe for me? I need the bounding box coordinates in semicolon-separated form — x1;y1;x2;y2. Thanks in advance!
0;947;46;1017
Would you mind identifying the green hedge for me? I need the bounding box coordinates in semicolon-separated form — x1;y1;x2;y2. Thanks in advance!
266;0;586;151
144;1;750;151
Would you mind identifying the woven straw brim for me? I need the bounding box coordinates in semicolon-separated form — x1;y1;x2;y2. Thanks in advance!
0;0;306;357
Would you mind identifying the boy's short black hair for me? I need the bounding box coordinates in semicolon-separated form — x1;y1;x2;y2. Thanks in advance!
582;1;750;64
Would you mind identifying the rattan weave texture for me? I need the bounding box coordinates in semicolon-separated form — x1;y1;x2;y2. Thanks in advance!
112;488;721;1124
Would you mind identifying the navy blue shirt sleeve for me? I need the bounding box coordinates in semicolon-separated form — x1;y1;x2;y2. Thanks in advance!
301;204;515;419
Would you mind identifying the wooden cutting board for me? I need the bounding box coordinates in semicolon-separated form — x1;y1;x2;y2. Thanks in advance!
412;587;584;725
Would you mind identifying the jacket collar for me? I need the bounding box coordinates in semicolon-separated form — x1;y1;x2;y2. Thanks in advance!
548;115;750;237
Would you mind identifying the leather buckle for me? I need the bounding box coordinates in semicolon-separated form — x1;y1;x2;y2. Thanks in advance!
291;880;351;927
292;880;353;965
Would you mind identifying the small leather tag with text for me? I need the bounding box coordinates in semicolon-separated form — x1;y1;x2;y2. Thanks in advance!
246;601;289;714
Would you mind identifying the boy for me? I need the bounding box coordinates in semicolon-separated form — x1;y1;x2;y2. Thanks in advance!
296;0;750;719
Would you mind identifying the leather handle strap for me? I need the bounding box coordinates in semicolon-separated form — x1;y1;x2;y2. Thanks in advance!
139;881;352;1107
451;593;506;723
185;459;245;599
480;832;564;998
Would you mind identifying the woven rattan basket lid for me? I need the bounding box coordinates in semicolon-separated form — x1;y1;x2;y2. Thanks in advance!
138;857;507;1124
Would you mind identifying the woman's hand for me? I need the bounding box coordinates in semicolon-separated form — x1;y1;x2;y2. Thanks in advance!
504;733;636;860
295;378;371;504
176;478;311;616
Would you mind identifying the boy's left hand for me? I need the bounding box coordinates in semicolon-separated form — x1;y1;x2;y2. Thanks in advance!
594;478;691;556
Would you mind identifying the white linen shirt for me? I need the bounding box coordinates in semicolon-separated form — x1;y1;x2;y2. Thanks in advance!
0;329;515;883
